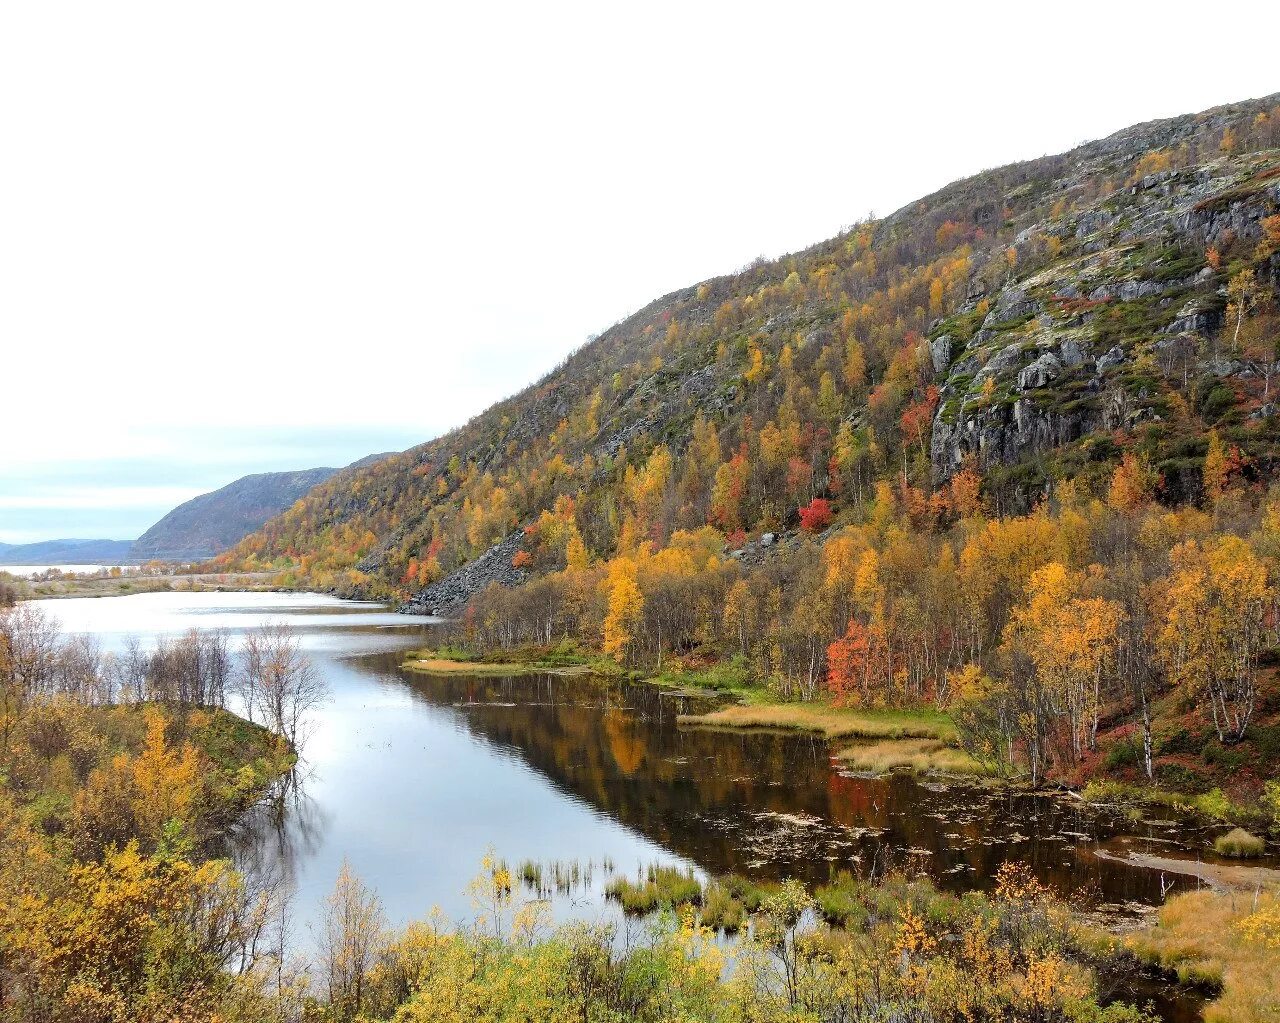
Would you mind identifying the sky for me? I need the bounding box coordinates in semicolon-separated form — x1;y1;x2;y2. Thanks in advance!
2;1;1277;544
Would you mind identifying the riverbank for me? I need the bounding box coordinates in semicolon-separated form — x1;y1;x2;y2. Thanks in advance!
11;569;280;600
3;701;296;853
1116;887;1280;1022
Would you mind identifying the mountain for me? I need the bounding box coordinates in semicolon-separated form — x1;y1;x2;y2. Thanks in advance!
0;538;136;566
131;467;345;561
218;93;1280;607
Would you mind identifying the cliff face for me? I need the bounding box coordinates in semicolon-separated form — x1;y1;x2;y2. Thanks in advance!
928;146;1280;501
132;468;341;560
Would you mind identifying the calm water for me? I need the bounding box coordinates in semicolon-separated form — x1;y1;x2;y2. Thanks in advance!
37;591;1210;1019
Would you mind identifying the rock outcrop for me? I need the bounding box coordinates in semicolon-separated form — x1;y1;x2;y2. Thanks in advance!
929;146;1280;485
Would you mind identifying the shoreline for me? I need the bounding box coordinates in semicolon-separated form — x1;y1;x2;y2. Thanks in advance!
13;571;280;601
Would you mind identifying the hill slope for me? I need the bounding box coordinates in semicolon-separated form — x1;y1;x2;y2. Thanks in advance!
132;467;343;560
222;93;1280;601
0;538;135;565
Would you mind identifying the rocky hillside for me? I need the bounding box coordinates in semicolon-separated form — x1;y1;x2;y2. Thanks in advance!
218;93;1280;601
132;467;343;560
928;146;1280;504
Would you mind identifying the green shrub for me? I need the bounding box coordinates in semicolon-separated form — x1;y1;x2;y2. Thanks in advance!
1245;724;1280;761
1202;741;1247;770
1190;788;1234;821
1214;827;1266;858
1156;762;1210;794
1156;727;1204;756
1263;781;1280;835
1103;738;1142;771
1081;779;1131;804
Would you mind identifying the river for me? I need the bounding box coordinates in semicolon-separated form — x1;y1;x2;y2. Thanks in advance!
39;590;1211;1020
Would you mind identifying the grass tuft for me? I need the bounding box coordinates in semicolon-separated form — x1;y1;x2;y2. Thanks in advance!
834;737;986;776
605;865;702;914
1214;828;1266;859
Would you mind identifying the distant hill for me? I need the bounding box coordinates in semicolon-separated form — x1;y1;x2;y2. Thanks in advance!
0;538;135;566
131;467;344;561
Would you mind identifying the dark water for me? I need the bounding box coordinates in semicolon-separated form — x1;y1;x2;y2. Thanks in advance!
427;670;1217;907
41;592;1215;1019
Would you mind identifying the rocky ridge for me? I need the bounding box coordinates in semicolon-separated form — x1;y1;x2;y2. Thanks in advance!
928;150;1280;499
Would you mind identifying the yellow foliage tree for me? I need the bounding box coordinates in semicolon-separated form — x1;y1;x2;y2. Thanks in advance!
601;558;643;663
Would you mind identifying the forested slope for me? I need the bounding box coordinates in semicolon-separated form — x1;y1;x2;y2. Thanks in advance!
223;93;1280;601
218;94;1280;797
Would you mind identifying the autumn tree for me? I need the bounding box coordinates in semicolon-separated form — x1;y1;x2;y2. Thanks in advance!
319;858;386;1021
1226;268;1261;354
949;460;984;519
710;448;750;534
798;497;833;534
1001;562;1123;777
1107;452;1159;512
826;620;870;704
1154;536;1270;742
238;624;327;747
601;558;643;663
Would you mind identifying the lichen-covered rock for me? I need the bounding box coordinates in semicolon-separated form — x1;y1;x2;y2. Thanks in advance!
1017;352;1062;391
930;334;953;374
1096;346;1126;374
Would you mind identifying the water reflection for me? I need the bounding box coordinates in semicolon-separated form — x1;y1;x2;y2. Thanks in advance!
38;592;1219;937
37;591;1214;1022
386;668;1204;910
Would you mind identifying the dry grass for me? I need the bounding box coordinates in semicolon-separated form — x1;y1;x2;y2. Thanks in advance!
402;657;541;675
403;657;595;676
1215;827;1267;859
676;702;955;742
1124;888;1280;1022
834;737;985;776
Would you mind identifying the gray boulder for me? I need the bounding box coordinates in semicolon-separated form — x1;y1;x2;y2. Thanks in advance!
1096;347;1126;374
1058;337;1087;367
1017;352;1063;390
930;335;953;374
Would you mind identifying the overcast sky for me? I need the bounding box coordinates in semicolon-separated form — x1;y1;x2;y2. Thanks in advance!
1;2;1277;544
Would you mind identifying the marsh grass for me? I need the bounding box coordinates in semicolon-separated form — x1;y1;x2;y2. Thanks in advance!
834;737;986;776
402;640;606;676
1123;888;1280;1022
515;856;616;897
700;881;746;932
1214;828;1267;858
812;871;971;931
1081;779;1257;825
676;703;955;742
605;865;702;913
